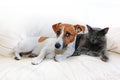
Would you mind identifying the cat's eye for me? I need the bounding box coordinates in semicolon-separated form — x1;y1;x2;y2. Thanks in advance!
65;32;71;38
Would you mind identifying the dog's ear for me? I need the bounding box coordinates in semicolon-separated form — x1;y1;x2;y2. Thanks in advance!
52;22;62;32
74;24;85;33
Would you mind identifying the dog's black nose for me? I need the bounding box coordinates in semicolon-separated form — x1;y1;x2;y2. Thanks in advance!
55;43;61;49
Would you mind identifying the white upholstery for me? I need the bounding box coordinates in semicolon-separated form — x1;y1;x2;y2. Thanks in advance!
0;21;120;80
107;27;120;53
1;0;120;79
0;53;120;80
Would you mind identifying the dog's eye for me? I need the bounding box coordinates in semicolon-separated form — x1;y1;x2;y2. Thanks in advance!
65;32;71;38
56;30;61;36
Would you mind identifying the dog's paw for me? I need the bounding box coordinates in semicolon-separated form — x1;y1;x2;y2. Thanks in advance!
54;57;62;62
54;55;66;62
54;58;62;62
14;56;21;60
31;58;42;65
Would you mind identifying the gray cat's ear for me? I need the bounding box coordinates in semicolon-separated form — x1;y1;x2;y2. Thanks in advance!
99;27;109;35
86;24;93;32
104;27;109;34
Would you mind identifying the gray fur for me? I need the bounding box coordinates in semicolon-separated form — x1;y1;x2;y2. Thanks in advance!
73;25;109;62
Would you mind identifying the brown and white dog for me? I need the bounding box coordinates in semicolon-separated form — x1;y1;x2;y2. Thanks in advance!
31;22;85;65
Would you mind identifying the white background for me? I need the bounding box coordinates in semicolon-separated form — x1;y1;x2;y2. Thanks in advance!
0;0;120;36
0;0;120;56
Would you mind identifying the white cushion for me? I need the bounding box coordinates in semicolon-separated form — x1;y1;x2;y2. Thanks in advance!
107;27;120;54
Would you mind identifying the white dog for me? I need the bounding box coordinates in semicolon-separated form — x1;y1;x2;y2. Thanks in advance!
31;22;85;65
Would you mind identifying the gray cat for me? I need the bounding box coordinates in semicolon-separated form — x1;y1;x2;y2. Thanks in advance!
73;25;109;62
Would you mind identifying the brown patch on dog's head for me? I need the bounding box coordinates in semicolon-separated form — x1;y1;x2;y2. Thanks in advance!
52;23;85;36
52;22;62;37
53;22;86;49
63;25;76;46
38;37;48;42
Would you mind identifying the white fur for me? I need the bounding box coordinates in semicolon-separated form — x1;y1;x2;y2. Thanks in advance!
31;37;76;65
54;27;76;61
55;41;76;61
14;36;40;60
55;27;64;50
31;38;56;64
31;27;77;65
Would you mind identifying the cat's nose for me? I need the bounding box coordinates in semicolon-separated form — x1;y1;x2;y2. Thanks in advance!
92;40;96;43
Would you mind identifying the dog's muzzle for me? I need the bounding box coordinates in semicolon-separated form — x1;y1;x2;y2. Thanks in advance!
55;42;68;49
55;43;61;49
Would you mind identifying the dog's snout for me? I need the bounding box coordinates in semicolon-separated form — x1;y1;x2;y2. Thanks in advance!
55;43;61;49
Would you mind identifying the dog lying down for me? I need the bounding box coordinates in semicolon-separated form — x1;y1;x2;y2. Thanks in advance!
14;23;85;65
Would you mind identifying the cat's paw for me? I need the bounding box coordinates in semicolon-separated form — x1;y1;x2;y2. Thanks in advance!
100;56;109;62
86;51;99;57
72;51;80;56
31;58;42;65
92;53;99;57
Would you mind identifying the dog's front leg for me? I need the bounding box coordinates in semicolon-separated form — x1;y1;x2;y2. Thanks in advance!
55;50;73;62
31;48;47;65
55;54;67;62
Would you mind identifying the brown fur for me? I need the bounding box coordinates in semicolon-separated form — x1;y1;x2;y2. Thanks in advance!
38;37;48;42
63;26;76;45
52;22;85;46
74;24;85;33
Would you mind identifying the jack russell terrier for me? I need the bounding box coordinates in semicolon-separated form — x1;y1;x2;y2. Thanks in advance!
31;22;85;65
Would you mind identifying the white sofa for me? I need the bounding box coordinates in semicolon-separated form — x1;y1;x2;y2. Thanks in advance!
0;18;120;80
